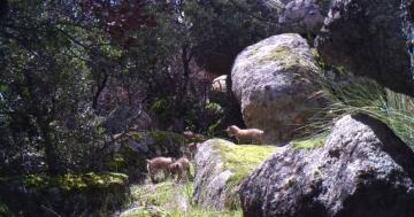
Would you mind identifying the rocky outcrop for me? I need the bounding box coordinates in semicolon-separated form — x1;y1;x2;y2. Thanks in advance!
315;0;414;95
231;33;323;144
193;139;275;210
239;114;414;217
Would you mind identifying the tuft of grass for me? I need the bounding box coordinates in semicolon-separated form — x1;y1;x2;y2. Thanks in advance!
130;181;176;207
123;206;242;217
311;71;414;148
126;180;242;217
168;208;242;217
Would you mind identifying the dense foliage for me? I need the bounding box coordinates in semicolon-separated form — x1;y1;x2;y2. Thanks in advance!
0;0;278;180
0;0;281;215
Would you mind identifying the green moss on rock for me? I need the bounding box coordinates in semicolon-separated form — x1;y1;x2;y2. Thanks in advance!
255;43;317;72
203;139;276;209
213;140;276;186
24;172;128;192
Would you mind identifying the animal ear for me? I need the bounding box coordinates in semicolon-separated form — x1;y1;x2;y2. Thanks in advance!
146;159;151;163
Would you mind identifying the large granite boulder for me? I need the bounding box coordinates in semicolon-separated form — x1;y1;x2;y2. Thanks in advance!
193;139;276;210
231;33;323;144
239;114;414;217
316;0;414;95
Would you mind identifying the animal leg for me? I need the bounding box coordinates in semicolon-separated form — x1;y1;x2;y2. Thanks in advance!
187;167;192;180
164;169;170;181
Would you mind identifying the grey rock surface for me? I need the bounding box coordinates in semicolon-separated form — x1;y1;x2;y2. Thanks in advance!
239;114;414;217
193;139;235;210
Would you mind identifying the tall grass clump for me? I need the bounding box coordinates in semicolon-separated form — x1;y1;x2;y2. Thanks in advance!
310;70;414;148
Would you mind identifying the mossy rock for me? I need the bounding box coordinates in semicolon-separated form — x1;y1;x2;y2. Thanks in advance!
213;140;276;188
193;139;277;210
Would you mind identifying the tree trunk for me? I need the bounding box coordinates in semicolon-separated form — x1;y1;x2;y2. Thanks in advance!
39;121;63;175
92;72;108;110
